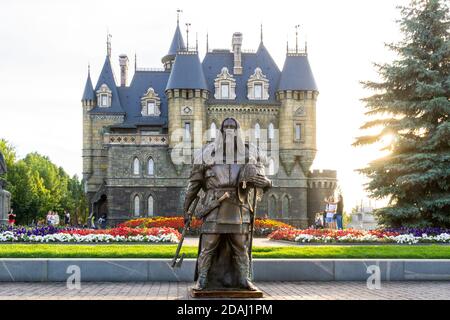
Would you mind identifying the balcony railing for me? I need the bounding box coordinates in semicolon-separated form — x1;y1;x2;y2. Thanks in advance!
104;133;169;146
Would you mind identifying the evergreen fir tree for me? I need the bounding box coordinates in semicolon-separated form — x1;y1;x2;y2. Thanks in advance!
354;0;450;227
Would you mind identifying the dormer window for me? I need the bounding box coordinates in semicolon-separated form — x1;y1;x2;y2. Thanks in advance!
254;83;263;99
214;67;236;100
247;68;269;100
141;87;161;116
101;94;108;107
147;100;156;115
221;83;230;99
96;84;112;108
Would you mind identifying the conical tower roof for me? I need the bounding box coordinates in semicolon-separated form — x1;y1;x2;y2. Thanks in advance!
81;67;94;101
278;55;318;91
166;52;207;90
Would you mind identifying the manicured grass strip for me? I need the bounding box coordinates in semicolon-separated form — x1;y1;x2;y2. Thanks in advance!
0;244;450;259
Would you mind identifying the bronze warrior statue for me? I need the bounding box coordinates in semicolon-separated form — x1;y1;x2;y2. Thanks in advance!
183;118;272;291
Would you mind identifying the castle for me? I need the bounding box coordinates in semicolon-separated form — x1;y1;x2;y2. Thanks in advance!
81;19;337;227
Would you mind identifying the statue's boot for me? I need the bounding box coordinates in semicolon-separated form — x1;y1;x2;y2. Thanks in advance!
192;274;207;291
193;252;212;291
235;255;258;291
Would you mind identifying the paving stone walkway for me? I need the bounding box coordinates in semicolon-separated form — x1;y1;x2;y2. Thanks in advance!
0;281;449;300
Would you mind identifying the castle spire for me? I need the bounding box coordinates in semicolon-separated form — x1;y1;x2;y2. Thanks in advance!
106;32;112;58
260;23;263;43
177;8;182;25
295;24;300;53
81;64;94;102
206;32;209;53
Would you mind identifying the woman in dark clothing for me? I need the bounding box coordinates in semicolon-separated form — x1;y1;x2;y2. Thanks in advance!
335;195;344;230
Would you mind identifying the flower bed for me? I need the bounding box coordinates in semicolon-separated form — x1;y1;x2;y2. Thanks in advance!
119;217;293;236
0;226;181;243
268;228;450;245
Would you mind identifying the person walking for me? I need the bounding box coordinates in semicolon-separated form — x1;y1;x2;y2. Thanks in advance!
335;194;344;230
64;210;71;226
53;212;60;226
324;196;337;229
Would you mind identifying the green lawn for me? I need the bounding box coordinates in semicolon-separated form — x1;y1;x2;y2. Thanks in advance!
0;244;449;259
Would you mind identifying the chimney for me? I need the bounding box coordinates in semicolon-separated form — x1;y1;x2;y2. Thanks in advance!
119;54;129;87
232;32;243;75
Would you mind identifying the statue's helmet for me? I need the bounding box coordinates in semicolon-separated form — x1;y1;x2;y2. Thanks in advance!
220;117;240;133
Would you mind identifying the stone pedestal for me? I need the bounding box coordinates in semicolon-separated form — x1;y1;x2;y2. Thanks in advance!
191;288;263;298
0;181;11;225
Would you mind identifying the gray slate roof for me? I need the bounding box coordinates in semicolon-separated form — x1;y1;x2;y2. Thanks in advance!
89;31;318;129
166;24;185;57
278;55;318;91
202;42;281;104
166;52;208;90
90;56;125;114
81;70;94;101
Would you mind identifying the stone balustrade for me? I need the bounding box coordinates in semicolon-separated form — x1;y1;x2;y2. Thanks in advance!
104;134;169;146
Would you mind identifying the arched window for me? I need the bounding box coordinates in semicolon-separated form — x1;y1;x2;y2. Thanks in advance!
255;123;261;140
268;123;274;140
268;158;275;176
133;158;140;175
282;195;290;218
210;123;217;140
148;158;154;175
268;195;277;218
147;195;154;217
133;195;140;217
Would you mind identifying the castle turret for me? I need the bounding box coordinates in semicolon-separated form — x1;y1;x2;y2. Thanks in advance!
165;51;208;173
162;21;186;71
83;53;125;195
81;66;95;184
277;52;318;176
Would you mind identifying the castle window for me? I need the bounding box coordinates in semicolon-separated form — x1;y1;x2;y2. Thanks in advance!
148;158;154;175
133;195;140;217
141;87;161;116
133;158;140;175
101;94;108;107
295;124;302;141
254;83;263;99
221;83;230;99
184;122;191;141
214;67;236;100
254;123;261;140
268;195;277;218
268;158;275;176
147;101;156;115
210;122;217;141
247;68;269;100
282;195;290;218
96;84;112;108
148;195;154;217
268;123;274;140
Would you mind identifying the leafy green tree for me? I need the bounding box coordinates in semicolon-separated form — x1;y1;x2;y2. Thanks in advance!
354;0;450;227
0;139;87;225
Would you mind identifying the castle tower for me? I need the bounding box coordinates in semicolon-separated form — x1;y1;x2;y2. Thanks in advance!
82;52;125;196
165;51;209;174
81;66;95;185
277;52;318;177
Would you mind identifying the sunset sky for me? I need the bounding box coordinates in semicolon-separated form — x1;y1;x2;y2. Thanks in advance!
0;0;410;210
